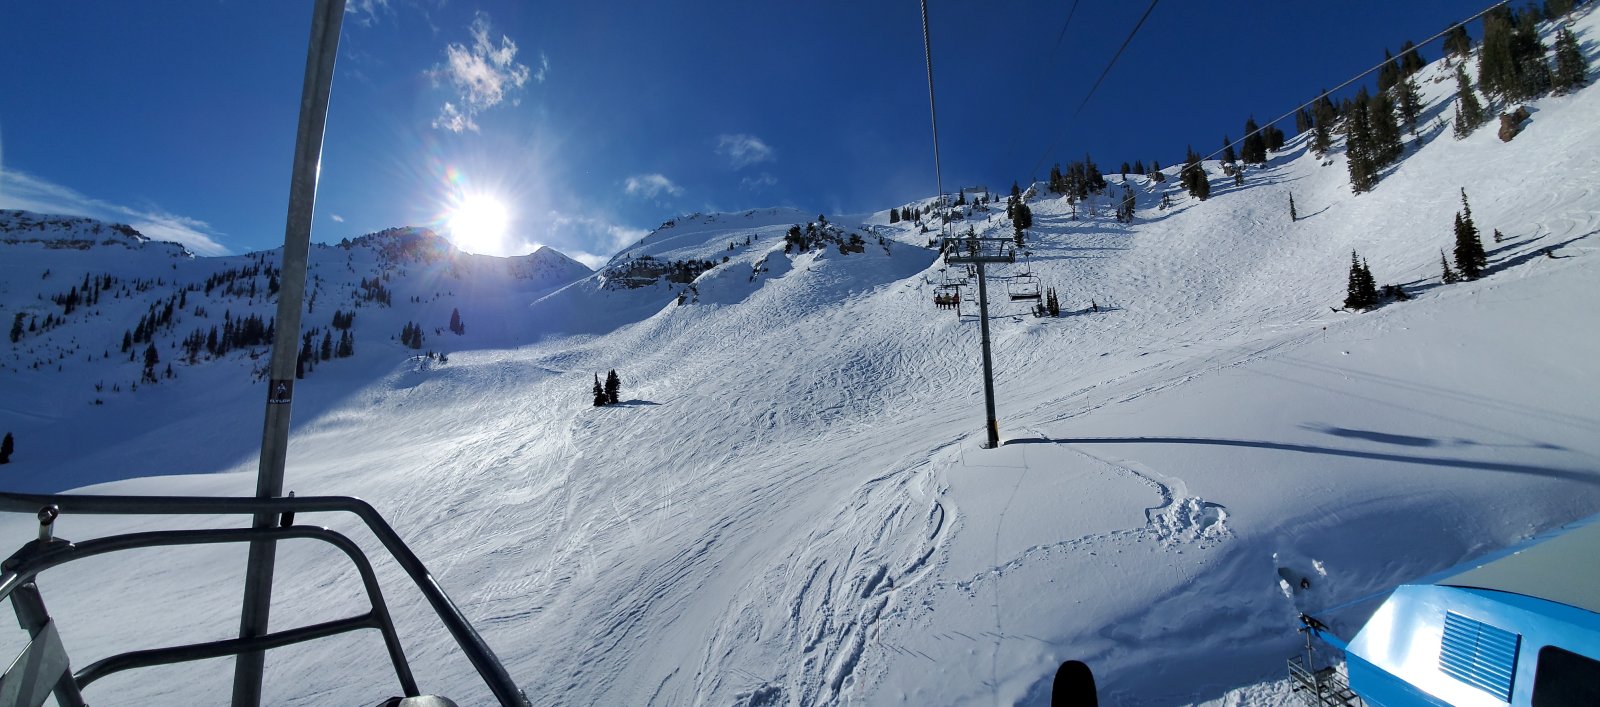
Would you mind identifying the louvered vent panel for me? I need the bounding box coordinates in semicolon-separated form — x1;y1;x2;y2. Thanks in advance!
1439;611;1520;701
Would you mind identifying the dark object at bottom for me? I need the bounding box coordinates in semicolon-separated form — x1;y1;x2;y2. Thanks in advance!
1052;660;1098;707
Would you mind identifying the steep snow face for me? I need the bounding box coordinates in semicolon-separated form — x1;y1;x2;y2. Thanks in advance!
1;10;1598;707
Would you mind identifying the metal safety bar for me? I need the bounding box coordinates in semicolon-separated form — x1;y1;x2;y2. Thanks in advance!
0;492;530;706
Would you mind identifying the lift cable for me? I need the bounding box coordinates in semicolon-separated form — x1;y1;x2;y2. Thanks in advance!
1028;0;1161;179
919;0;950;242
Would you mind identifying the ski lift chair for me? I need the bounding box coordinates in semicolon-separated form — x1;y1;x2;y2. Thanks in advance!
1008;274;1042;301
0;494;528;707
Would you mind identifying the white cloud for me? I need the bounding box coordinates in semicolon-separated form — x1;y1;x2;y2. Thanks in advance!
427;12;533;133
740;172;778;192
330;213;346;223
345;0;392;28
624;173;683;200
0;169;229;256
715;133;775;169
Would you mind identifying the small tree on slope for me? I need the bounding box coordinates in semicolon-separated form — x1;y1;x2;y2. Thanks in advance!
1454;189;1488;280
1;432;12;464
605;369;621;405
1344;251;1378;310
1454;65;1488;139
593;374;608;407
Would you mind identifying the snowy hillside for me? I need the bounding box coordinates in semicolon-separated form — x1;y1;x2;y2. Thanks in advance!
1;8;1598;707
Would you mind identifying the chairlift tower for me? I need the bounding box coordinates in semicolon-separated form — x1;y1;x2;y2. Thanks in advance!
942;236;1016;448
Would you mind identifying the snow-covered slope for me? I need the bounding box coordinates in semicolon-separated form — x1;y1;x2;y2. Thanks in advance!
0;9;1597;707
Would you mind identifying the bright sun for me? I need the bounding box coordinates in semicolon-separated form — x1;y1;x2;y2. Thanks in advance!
447;194;510;254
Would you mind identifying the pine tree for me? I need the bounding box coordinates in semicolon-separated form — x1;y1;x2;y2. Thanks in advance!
1479;6;1516;99
1552;27;1587;94
1046;288;1060;316
0;432;12;464
1221;135;1237;165
143;343;160;382
1345;88;1378;193
1180;146;1210;200
1377;48;1401;94
1241;117;1266;164
1399;40;1426;76
593;374;607;407
1344;251;1371;310
1312;91;1335;156
1368;88;1404;168
605;369;621;405
1453;65;1488;138
1441;250;1460;283
1444;23;1473;58
1396;75;1423;135
1133;159;1146;175
889;207;899;224
1454;189;1487;279
320;331;333;361
449;307;465;335
1289;194;1298;222
1511;9;1552;100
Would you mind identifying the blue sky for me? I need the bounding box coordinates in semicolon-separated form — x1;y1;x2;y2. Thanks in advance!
0;0;1491;264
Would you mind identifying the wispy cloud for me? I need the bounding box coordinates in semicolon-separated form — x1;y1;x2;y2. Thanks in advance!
624;173;683;200
345;0;393;28
715;133;775;169
427;12;532;133
330;213;346;223
740;172;778;192
534;52;550;83
0;169;229;256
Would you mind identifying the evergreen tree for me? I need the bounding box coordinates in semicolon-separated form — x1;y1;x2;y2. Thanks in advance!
1377;48;1401;94
1180;146;1210;200
1399;40;1426;75
1264;124;1286;152
1396;75;1423;135
1479;6;1522;100
1544;0;1574;19
1344;88;1378;193
889;207;899;224
1511;9;1552;100
1454;188;1488;279
1312;91;1335;156
1119;161;1131;176
143;343;160;382
1221;135;1237;164
1552;27;1587;93
593;374;607;407
1133;159;1146;175
605;369;621;405
1368;88;1404;167
1289;194;1298;222
449;307;465;335
1443;22;1473;58
1241;117;1266;164
1045;288;1060;316
10;313;25;343
1344;251;1372;310
1441;249;1460;283
320;331;333;361
1295;107;1313;135
1453;64;1488;138
0;432;11;464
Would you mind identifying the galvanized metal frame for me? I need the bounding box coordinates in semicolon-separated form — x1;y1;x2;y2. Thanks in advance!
0;492;530;706
941;237;1015;448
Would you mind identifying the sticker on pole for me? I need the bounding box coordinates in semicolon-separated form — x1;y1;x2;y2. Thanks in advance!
268;379;294;405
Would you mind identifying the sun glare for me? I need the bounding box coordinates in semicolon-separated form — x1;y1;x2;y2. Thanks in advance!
447;194;510;254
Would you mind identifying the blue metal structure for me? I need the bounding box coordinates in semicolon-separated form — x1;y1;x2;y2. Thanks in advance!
1302;516;1600;706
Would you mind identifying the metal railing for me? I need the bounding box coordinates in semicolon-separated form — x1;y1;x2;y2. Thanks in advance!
0;492;530;706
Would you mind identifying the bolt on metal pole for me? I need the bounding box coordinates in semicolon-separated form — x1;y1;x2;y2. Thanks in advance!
974;260;1000;448
234;0;344;704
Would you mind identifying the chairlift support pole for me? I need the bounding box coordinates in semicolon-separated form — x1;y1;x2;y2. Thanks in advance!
234;0;344;704
944;238;1013;449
